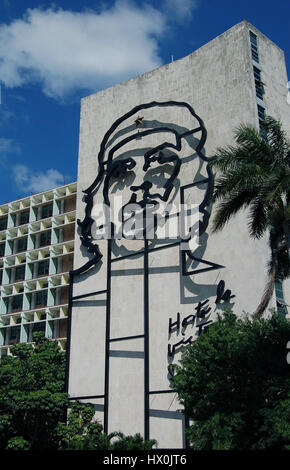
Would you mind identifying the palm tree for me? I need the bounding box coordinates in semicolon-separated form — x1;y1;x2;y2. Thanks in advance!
209;116;290;317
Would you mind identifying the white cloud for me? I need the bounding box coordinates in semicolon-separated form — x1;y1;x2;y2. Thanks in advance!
12;165;66;192
0;137;19;154
163;0;198;22
0;2;165;99
0;138;20;169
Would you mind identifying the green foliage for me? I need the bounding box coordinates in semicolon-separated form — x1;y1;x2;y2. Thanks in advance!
210;117;290;316
6;437;30;450
109;433;157;450
172;310;290;450
0;333;68;450
57;401;102;450
57;401;156;450
0;334;157;450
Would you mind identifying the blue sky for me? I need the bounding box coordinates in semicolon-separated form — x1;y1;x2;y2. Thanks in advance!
0;0;289;203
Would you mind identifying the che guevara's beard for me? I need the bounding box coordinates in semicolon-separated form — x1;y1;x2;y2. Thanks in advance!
119;192;160;239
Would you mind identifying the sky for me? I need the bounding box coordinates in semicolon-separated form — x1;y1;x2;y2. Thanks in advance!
0;0;289;204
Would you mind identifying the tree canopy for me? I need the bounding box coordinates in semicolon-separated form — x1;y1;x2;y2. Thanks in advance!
172;310;290;450
210;117;290;316
0;333;156;450
0;332;67;450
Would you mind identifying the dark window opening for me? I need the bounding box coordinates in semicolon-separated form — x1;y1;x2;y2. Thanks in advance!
0;216;8;231
31;322;46;338
41;204;53;220
19;211;30;226
11;294;23;312
15;265;26;281
0;244;5;257
35;290;48;307
258;104;265;121
9;326;21;344
39;231;51;247
16;237;27;253
36;260;50;277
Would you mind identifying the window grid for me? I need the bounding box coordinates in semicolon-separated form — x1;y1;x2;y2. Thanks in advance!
0;182;76;355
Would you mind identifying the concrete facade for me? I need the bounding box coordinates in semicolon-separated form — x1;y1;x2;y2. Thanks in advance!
67;21;289;448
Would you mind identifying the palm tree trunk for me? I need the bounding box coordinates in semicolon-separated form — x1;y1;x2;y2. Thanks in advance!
254;255;276;318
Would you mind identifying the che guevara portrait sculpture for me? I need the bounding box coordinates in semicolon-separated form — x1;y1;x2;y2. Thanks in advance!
67;101;234;442
73;100;216;274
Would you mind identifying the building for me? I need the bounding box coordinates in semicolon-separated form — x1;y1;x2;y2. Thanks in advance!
0;18;288;448
0;182;77;358
67;19;289;448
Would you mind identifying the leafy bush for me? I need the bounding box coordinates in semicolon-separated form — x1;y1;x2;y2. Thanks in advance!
173;310;290;450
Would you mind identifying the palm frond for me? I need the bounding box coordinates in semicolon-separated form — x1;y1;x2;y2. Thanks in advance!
234;124;261;147
261;116;290;163
209;146;241;173
259;171;289;204
212;190;256;232
248;198;268;238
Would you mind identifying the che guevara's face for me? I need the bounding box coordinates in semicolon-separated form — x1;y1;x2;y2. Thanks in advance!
104;143;181;238
110;151;180;205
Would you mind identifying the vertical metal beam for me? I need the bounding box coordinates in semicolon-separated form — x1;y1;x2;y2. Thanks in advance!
65;272;74;393
104;239;112;434
144;237;150;440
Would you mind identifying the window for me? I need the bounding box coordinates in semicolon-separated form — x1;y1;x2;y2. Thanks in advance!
11;294;23;311
19;210;30;226
259;124;267;141
253;67;264;100
15;265;26;281
39;231;51;247
9;326;21;343
41;204;53;220
275;280;288;316
35;290;48;307
253;66;261;81
257;104;265;121
16;237;27;253
32;322;46;337
249;31;259;63
0;243;5;257
37;259;50;277
256;84;264;100
0;216;8;231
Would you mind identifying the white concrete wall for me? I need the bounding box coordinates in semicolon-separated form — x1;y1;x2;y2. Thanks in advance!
68;20;289;448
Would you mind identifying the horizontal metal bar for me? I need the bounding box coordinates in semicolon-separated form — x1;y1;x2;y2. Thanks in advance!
72;289;107;301
180;178;209;191
69;394;105;400
109;334;145;343
147;241;180;254
111;241;180;263
148;390;175;395
111;251;144;262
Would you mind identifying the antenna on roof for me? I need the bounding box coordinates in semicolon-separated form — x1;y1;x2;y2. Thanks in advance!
171;55;174;62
